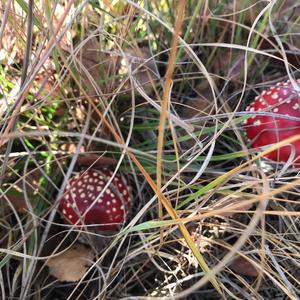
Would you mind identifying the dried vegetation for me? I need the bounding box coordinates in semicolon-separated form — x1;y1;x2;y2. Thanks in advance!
0;1;300;299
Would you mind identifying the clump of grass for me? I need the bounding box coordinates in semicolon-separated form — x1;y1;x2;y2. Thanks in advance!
0;0;299;299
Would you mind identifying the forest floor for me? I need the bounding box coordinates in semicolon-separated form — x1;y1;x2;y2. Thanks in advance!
0;1;300;299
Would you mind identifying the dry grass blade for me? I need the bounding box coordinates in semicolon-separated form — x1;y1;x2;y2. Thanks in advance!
0;0;76;147
1;0;300;298
156;0;185;242
155;0;221;294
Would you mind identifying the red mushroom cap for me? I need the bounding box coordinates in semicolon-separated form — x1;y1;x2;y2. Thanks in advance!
59;169;131;231
244;80;300;163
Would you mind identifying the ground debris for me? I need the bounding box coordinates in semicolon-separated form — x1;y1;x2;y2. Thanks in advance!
46;244;94;282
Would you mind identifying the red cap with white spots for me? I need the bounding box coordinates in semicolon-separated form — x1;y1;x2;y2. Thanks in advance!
244;79;300;163
59;169;131;231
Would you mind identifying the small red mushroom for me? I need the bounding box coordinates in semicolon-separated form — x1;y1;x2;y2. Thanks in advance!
244;79;300;163
59;169;131;231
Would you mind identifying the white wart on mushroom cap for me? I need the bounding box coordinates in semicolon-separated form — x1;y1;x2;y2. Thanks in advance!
59;169;131;231
244;79;300;163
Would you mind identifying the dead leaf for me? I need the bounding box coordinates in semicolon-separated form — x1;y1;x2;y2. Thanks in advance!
209;1;265;24
278;1;300;24
181;97;213;120
0;13;23;65
1;169;41;213
211;196;253;217
212;51;245;80
259;37;300;69
230;256;259;277
33;70;61;99
119;47;160;93
46;244;94;282
4;194;27;213
178;81;214;148
73;37;120;96
77;154;118;167
60;143;85;154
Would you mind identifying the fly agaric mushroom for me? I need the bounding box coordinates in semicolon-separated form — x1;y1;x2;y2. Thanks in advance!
59;169;131;231
244;79;300;163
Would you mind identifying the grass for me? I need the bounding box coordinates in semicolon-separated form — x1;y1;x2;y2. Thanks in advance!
0;0;300;299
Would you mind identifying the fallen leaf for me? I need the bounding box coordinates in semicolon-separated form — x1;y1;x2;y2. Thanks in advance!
3;193;27;213
211;196;253;217
279;2;300;49
60;143;85;154
1;169;41;213
180;96;213;120
33;70;61;100
209;1;265;24
77;154;118;167
212;51;245;80
278;1;300;26
119;47;160;93
178;81;214;148
73;37;120;96
46;244;94;282
259;37;300;69
0;13;24;65
230;256;259;277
